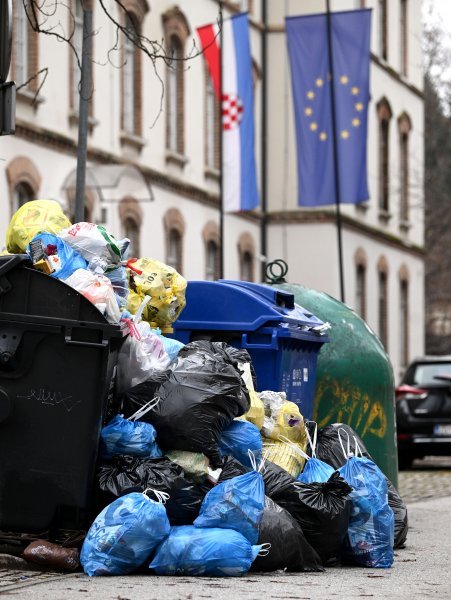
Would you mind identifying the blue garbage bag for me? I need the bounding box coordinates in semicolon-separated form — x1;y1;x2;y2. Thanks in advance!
99;415;162;460
297;457;335;484
149;525;261;576
80;492;171;576
193;471;264;544
339;456;394;568
219;420;262;468
153;329;184;363
27;232;87;281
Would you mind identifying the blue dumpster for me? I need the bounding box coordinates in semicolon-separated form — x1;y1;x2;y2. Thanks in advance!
170;280;329;419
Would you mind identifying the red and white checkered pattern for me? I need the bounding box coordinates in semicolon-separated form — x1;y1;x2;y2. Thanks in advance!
222;93;244;130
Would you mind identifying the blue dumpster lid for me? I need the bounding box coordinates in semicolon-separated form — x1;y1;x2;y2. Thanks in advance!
172;280;328;333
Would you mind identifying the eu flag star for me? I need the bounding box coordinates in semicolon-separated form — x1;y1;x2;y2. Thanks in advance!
351;86;359;95
355;102;364;111
340;75;349;84
307;90;315;100
319;132;327;141
310;122;318;131
341;130;350;139
352;118;361;127
305;107;313;116
315;78;324;87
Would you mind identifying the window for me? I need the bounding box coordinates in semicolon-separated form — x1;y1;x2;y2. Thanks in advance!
162;7;190;158
356;264;366;319
203;221;220;280
119;196;143;258
205;68;219;170
400;277;409;368
167;35;183;153
13;182;34;213
14;2;29;86
377;259;389;350
400;0;408;77
6;156;41;217
238;232;256;282
119;0;149;139
123;15;136;134
398;113;412;224
71;0;84;109
164;207;185;275
206;241;219;281
377;99;392;214
379;0;388;61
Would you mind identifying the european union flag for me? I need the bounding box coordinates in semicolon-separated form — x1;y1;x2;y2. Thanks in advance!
286;9;372;207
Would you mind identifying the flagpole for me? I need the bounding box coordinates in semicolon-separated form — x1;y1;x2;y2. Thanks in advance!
219;1;224;280
325;0;345;303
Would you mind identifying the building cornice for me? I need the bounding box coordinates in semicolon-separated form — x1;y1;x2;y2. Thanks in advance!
268;209;425;258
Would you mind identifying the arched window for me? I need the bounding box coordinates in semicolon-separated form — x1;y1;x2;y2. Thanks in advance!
164;207;185;275
203;221;220;280
377;98;392;215
162;7;190;158
398;112;412;224
354;248;367;320
399;266;409;368
6;156;41;217
377;257;389;350
238;232;256;282
119;196;143;258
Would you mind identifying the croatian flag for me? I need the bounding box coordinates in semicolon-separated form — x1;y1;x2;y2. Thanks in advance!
197;14;260;213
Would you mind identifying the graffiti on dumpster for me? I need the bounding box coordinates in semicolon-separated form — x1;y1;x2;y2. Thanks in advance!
17;388;80;412
314;375;387;439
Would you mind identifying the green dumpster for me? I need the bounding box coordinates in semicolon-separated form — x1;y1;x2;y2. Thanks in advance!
275;283;398;486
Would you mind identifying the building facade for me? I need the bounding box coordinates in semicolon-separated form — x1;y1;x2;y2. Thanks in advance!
1;0;424;381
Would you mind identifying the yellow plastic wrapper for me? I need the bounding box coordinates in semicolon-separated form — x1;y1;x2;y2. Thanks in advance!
6;200;71;254
260;390;307;444
127;257;187;332
166;450;210;483
262;439;306;478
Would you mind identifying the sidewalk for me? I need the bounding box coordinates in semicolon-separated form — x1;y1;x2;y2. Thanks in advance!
1;494;450;600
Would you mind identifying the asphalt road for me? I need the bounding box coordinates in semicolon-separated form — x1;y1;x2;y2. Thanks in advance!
1;456;450;600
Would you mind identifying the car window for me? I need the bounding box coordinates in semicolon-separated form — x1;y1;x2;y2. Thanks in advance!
413;363;451;386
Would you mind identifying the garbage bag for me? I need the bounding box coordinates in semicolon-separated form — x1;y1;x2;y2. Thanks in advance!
23;540;79;572
339;456;394;568
194;470;265;544
166;450;210;484
59;222;123;266
315;423;408;548
250;497;323;573
262;439;306;477
149;525;261;576
27;232;87;280
218;455;251;483
261;462;352;566
236;362;264;430
126;257;187;331
80;492;170;576
121;341;250;468
6;199;71;254
297;424;335;484
259;390;307;444
97;456;205;526
99;415;161;460
219;420;262;468
153;329;184;363
64;268;121;323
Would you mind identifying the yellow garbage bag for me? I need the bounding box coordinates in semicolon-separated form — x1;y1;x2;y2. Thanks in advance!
260;390;307;444
6;200;71;254
262;439;306;478
127;257;187;332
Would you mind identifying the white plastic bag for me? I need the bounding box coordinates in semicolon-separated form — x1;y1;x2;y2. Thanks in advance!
64;268;121;323
59;222;125;266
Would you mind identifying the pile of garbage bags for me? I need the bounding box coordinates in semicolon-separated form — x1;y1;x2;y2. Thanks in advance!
7;201;408;577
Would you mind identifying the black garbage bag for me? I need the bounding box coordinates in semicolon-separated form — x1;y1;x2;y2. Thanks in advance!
97;456;205;526
121;341;250;468
218;455;251;483
314;423;408;548
261;462;352;566
250;497;323;573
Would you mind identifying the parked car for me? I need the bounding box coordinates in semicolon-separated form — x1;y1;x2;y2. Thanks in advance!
396;356;451;469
